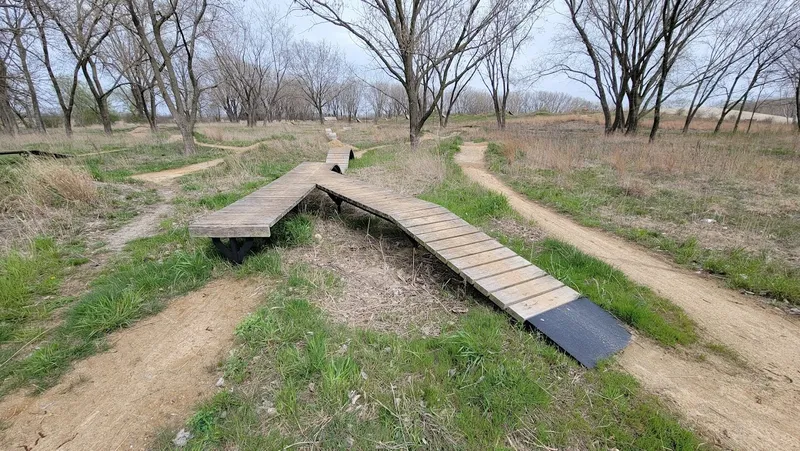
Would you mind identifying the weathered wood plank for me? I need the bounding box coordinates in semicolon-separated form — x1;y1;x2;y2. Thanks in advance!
436;239;505;260
188;224;272;238
405;218;470;235
461;256;531;282
414;225;479;243
427;232;492;252
477;265;548;294
490;276;564;308
505;285;581;321
447;247;518;270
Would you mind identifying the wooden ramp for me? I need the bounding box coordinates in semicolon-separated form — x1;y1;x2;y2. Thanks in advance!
325;147;355;173
189;150;630;367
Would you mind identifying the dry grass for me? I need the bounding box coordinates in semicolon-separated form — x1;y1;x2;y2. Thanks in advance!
481;116;800;284
4;123;172;155
22;159;99;206
353;142;449;196
283;197;469;336
487;124;799;188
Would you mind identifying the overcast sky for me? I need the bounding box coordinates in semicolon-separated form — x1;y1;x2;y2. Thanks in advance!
267;0;596;100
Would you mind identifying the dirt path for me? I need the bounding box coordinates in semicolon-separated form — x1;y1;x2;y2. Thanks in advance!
456;142;800;450
131;159;227;184
0;279;265;450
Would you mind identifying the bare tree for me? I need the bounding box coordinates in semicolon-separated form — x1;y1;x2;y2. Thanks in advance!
648;0;734;141
291;39;342;124
2;2;45;132
108;25;159;131
480;0;544;129
712;3;796;133
260;6;293;123
367;81;388;122
0;35;17;135
339;78;363;122
26;0;114;136
126;0;220;155
781;38;800;130
295;0;535;148
561;0;735;138
679;11;750;132
211;21;270;126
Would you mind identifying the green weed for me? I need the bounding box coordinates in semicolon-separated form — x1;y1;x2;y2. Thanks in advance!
168;265;700;449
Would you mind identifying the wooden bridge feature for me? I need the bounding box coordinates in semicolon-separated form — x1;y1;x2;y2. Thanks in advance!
189;147;630;367
325;147;355;173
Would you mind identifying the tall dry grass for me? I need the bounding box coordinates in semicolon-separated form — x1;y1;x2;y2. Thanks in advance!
489;127;799;188
0;159;101;251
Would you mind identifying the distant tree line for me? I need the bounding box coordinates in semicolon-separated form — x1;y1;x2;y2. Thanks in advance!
1;0;798;153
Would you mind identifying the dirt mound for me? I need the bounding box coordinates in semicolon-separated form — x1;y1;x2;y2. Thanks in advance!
0;279;265;451
456;142;800;450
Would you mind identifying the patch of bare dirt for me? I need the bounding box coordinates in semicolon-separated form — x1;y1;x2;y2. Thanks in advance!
106;187;175;252
455;141;800;450
285;198;470;335
0;278;267;451
131;159;227;184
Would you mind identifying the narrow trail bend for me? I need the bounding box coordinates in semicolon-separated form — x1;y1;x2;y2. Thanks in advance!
456;142;800;450
0;279;265;450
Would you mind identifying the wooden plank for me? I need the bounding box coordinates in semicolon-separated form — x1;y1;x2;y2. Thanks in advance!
447;247;517;270
477;265;548;293
405;218;470;235
390;205;445;220
188;224;272;238
427;232;492;252
489;276;564;308
505;285;581;321
462;255;531;282
414;225;479;243
436;239;505;260
397;212;457;228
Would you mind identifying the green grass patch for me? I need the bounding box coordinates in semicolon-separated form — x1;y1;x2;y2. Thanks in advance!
193;131;294;148
82;143;226;182
499;236;696;346
164;264;700;449
0;228;219;395
418;139;696;346
0;238;86;344
348;146;398;170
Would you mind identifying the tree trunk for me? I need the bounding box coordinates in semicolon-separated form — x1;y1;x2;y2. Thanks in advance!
795;79;800;132
15;34;45;132
406;83;422;149
177;117;197;155
733;94;747;133
682;110;696;134
317;105;325;124
99;97;113;134
64;111;73;137
625;94;640;135
0;60;17;136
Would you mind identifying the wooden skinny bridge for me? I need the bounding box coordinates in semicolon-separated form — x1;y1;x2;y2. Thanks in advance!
189;145;630;367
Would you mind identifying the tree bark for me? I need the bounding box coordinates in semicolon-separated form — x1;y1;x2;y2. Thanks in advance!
15;33;45;132
733;93;747;132
795;79;800;132
0;60;18;136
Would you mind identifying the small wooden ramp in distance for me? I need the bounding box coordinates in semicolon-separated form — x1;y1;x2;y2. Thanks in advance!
189;149;630;367
325;147;355;173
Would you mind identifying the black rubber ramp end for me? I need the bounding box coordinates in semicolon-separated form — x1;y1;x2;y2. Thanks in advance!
525;297;631;368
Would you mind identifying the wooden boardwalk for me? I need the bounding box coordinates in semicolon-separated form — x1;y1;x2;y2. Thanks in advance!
190;147;630;367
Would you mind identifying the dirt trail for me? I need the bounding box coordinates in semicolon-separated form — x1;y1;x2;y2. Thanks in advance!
456;142;800;450
0;279;265;450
